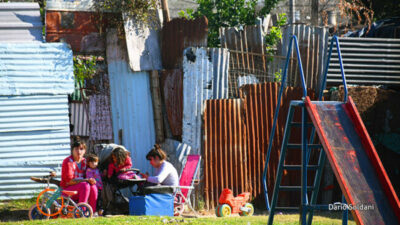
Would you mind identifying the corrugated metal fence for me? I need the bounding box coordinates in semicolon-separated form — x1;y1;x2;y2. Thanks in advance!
203;82;317;208
182;47;229;153
281;25;328;92
327;37;400;86
203;99;248;209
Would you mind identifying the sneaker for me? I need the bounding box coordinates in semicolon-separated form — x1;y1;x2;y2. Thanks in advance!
93;212;99;217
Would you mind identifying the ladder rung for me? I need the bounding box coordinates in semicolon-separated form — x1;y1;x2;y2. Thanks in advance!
276;206;299;210
279;186;315;191
290;122;314;127
283;165;319;170
287;144;323;149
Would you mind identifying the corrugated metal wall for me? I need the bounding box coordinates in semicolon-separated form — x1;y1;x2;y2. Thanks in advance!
69;102;89;136
220;24;266;54
0;43;74;95
240;82;317;206
0;43;74;200
107;31;156;173
0;96;71;200
281;25;328;92
327;37;400;86
202;82;317;208
161;69;183;136
203;99;248;209
161;16;208;69
0;3;43;42
182;47;229;153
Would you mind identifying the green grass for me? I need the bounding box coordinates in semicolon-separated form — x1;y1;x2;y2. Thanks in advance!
0;199;356;225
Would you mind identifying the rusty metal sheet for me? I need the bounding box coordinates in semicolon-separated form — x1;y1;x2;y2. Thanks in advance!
203;99;248;210
220;25;265;54
281;24;329;93
46;11;105;53
161;16;208;69
161;69;183;136
240;82;317;206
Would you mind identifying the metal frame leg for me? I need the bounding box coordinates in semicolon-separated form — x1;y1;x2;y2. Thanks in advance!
300;105;308;225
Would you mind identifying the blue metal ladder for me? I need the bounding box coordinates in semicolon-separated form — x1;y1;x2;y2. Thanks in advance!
262;35;349;225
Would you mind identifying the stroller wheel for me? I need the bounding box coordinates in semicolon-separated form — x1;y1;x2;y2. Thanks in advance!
73;203;93;218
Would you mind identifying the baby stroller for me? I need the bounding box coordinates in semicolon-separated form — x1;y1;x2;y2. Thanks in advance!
97;144;146;215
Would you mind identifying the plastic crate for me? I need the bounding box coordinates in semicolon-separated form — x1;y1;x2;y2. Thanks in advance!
129;193;174;216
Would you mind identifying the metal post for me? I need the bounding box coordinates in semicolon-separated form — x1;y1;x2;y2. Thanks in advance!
290;0;295;24
342;195;348;225
300;103;308;225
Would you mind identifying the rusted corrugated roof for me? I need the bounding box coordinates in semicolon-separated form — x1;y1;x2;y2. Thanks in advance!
161;16;208;69
161;69;183;136
203;99;248;209
46;11;104;53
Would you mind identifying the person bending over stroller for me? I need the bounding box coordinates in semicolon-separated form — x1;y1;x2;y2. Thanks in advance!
140;144;179;186
107;147;138;180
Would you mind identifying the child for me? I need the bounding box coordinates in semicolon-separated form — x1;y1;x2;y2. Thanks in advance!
107;147;138;180
86;154;103;216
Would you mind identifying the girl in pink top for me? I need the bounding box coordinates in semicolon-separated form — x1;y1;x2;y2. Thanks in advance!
61;139;98;213
107;148;138;180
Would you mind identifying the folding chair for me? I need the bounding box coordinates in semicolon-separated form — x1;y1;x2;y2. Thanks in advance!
173;154;201;216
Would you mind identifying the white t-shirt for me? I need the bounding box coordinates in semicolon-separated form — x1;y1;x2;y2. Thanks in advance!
147;161;179;186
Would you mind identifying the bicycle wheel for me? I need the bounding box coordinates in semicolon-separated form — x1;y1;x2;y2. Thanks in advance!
36;188;64;217
73;203;93;218
28;204;50;220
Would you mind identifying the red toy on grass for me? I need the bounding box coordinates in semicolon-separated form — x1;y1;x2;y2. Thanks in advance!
215;188;254;217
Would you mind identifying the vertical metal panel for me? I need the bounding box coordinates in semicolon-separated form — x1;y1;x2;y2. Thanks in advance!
46;11;104;53
161;138;192;173
0;3;43;42
70;102;89;136
182;47;229;153
0;95;71;200
203;99;248;210
240;82;317;206
281;25;328;92
220;24;265;54
89;94;113;140
327;37;400;86
161;16;208;69
107;31;156;173
0;43;74;95
123;12;162;71
161;69;183;136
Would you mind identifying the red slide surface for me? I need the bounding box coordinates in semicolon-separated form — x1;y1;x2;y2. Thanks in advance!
305;96;400;225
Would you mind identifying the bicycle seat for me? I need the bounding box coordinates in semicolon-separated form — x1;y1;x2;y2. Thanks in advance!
62;190;78;196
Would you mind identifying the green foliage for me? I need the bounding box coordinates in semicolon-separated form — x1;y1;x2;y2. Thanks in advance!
265;13;287;56
73;56;97;83
178;9;195;20
274;69;282;82
191;0;282;47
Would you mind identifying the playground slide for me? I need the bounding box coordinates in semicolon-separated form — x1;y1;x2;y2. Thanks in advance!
305;96;400;225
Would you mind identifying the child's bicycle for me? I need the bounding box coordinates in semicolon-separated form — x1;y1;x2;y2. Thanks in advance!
29;172;93;220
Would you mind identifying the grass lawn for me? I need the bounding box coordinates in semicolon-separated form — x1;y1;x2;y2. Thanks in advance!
0;198;356;225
